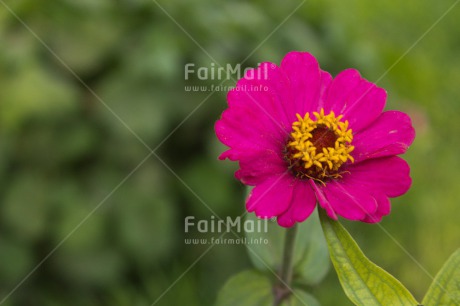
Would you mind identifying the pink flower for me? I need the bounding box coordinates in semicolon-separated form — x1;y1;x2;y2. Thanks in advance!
215;52;415;227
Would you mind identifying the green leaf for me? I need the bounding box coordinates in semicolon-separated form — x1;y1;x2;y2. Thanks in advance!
318;208;419;306
245;207;329;285
215;270;320;306
281;290;320;306
215;270;273;306
422;249;460;306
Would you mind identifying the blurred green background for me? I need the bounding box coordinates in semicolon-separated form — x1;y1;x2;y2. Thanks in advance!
0;0;459;305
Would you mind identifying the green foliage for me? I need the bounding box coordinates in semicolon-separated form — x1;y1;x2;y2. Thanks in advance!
422;249;460;306
245;209;329;285
282;291;320;306
215;270;273;306
319;209;419;306
216;209;328;304
215;270;320;306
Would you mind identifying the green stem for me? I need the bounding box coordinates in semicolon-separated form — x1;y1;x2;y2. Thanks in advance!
274;224;298;306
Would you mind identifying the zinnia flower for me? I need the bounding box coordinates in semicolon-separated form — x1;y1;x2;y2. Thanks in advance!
215;52;415;227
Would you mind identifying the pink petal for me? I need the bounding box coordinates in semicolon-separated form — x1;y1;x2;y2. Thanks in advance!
361;193;391;223
280;52;324;120
314;156;411;222
229;62;292;129
246;174;293;218
317;70;333;110
323;69;386;132
277;180;317;227
215;99;286;162
352;111;416;163
235;149;287;185
216;61;301;162
310;180;337;220
345;156;412;198
319;180;378;221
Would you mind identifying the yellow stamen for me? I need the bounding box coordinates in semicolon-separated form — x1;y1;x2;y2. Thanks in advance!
285;108;354;181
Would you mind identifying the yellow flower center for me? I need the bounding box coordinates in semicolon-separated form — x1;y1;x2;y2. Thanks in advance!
284;108;354;182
